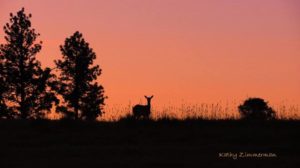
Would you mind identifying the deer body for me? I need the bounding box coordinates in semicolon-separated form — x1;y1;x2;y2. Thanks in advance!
133;96;153;119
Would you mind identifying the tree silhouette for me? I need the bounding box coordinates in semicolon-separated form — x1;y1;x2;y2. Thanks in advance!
0;53;10;119
0;8;58;119
55;31;106;120
81;83;105;121
238;97;276;120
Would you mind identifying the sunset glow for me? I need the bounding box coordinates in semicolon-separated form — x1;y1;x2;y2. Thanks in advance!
1;0;299;119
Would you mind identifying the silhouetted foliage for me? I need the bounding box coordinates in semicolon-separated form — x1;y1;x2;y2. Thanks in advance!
238;98;276;120
54;31;106;120
0;8;58;119
0;51;11;119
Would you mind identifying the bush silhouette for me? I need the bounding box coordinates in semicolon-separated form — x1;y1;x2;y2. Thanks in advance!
238;98;276;120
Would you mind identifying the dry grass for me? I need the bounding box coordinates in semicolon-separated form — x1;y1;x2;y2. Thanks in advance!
102;102;300;121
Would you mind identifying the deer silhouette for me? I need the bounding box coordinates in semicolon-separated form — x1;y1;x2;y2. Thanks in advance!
133;95;153;119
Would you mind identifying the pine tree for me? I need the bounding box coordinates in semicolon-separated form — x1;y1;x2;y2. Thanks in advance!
55;31;106;120
0;51;10;119
81;83;105;120
0;8;58;119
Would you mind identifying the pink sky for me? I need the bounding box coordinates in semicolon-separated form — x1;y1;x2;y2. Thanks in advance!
0;0;300;117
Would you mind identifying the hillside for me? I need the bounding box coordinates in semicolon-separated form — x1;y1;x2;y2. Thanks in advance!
0;119;299;168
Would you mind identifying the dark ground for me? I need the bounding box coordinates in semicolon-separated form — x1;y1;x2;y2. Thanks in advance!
0;119;299;168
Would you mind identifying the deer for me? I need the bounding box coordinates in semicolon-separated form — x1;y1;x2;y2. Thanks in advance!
132;95;153;119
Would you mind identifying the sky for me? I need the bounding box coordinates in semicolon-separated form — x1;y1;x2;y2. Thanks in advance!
0;0;300;117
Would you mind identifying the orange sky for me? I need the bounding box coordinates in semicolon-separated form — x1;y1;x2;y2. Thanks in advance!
0;0;300;117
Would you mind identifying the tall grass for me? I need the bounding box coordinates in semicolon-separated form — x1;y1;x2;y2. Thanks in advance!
274;103;299;120
102;102;300;121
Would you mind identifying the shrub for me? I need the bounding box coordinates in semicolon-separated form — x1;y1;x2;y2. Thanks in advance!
238;98;276;120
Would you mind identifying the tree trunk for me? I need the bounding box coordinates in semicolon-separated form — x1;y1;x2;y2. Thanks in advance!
20;54;26;119
74;105;79;120
74;85;79;120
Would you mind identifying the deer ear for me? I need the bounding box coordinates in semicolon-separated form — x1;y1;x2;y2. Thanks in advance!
151;95;154;98
144;95;147;98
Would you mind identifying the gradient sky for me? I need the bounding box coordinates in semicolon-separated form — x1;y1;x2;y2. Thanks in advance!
1;0;300;116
